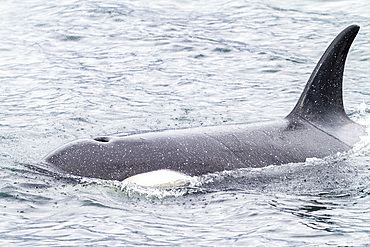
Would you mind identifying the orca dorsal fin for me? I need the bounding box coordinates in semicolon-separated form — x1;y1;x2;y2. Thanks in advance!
287;25;360;125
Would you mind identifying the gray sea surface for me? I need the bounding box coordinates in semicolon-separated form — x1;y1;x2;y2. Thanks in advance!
1;0;370;246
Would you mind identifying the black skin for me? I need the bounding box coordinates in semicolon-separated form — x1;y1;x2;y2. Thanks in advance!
39;25;366;181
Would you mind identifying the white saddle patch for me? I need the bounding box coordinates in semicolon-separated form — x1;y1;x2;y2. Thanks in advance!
123;169;191;188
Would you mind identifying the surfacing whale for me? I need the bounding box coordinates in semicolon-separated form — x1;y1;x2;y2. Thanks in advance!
39;25;366;185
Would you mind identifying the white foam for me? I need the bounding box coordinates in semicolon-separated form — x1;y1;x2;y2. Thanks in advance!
123;169;191;188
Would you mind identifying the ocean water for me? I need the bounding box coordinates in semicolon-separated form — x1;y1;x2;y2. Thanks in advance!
1;0;370;245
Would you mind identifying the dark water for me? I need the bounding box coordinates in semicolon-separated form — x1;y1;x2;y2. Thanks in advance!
1;0;370;245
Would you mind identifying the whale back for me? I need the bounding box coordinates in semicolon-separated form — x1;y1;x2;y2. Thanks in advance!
37;25;367;182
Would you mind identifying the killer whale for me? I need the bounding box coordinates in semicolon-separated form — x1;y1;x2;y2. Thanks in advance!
39;25;366;183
